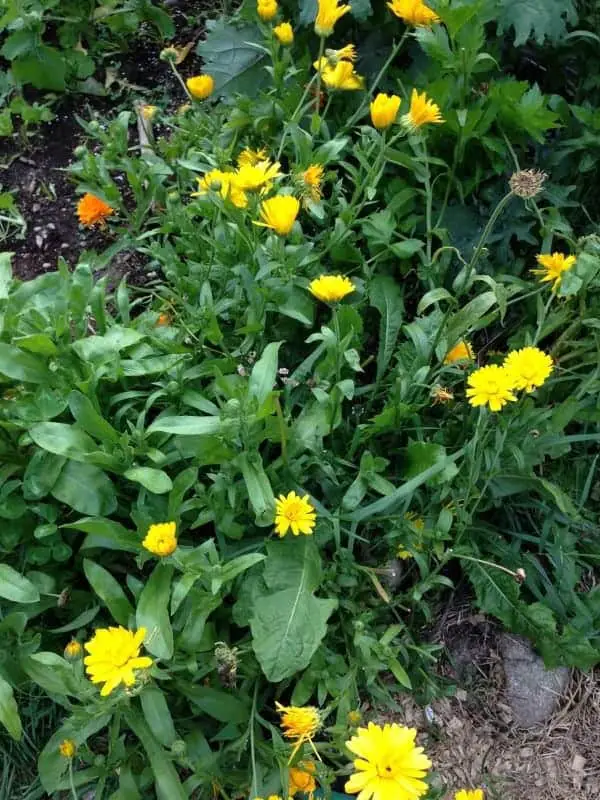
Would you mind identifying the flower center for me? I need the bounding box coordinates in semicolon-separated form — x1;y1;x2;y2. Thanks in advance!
377;763;394;778
284;501;303;521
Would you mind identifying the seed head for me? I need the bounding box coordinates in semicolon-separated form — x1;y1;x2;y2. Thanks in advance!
509;169;547;199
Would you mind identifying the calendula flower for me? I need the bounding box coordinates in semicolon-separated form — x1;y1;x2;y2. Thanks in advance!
308;274;355;302
84;626;153;697
325;43;357;63
64;640;83;659
140;104;158;121
532;252;576;291
256;195;300;236
192;170;248;209
345;722;432;800
289;761;317;795
258;0;278;21
402;89;444;130
157;312;171;326
237;147;268;167
59;739;76;759
444;340;474;364
503;347;553;393
455;791;485;800
77;193;114;227
273;21;294;44
277;702;322;759
466;364;517;412
186;74;214;99
387;0;440;26
142;521;177;557
315;58;364;91
274;491;316;536
370;93;402;130
315;0;351;37
234;159;282;191
300;163;325;203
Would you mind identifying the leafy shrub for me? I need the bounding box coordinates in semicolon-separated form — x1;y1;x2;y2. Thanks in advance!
1;0;600;797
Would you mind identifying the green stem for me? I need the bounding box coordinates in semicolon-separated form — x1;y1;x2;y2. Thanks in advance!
314;36;326;122
533;292;554;344
249;682;259;798
461;191;513;292
276;73;319;160
169;61;192;101
344;30;409;132
449;551;521;580
421;137;433;266
68;761;78;800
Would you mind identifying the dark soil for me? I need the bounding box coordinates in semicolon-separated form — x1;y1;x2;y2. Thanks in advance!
0;0;212;282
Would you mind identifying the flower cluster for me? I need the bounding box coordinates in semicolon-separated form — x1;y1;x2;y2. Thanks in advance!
466;346;554;411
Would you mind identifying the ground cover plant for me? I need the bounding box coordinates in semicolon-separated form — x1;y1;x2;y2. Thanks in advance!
1;0;600;798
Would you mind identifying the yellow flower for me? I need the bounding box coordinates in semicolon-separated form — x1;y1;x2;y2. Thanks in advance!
84;626;153;697
315;58;364;91
345;722;432;800
289;761;317;795
142;521;177;557
398;513;425;559
192;170;248;209
274;491;316;537
300;163;325;203
308;274;355;302
257;0;278;21
59;739;76;758
77;193;114;227
64;640;83;659
140;104;158;121
277;702;321;759
237;147;268;167
387;0;440;26
273;21;294;44
234;159;282;191
503;347;553;393
402;88;444;130
370;93;402;130
532;252;576;291
186;74;214;100
455;791;485;800
325;43;357;63
315;0;352;37
444;340;474;364
256;195;300;236
466;364;517;412
177;103;191;115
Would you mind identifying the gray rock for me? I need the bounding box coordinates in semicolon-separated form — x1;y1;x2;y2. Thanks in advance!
500;633;569;728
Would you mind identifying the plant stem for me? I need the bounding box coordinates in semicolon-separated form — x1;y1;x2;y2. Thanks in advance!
68;761;78;800
533;292;554;344
276;73;319;160
449;551;522;580
314;36;326;122
249;682;259;798
461;191;513;292
169;61;192;101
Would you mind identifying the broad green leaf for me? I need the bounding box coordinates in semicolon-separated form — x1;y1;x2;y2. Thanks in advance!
140;686;177;748
72;326;143;361
66;517;139;553
124;709;187;800
29;422;98;460
38;713;111;793
147;415;224;436
238;452;275;526
50;605;100;633
0;675;21;740
136;564;173;660
0;342;50;383
197;19;266;97
51;461;117;516
248;341;281;405
0;564;40;603
11;46;66;90
251;539;337;681
21;653;77;696
68;390;120;444
124;467;173;494
497;0;577;45
0;252;13;299
369;276;404;381
404;441;458;484
83;559;134;626
181;685;249;723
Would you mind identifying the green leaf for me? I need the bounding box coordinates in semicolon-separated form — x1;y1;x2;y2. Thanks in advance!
369;276;404;381
29;422;98;460
0;342;50;383
124;467;173;494
51;461;117;516
0;252;13;299
0;675;21;740
68;391;120;444
124;709;187;800
238;452;275;526
21;653;77;696
182;685;249;723
83;559;134;626
66;517;139;553
248;341;281;406
0;564;40;603
197;19;266;97
38;713;110;793
404;441;458;484
147;415;225;436
11;46;66;91
136;564;173;660
72;326;144;361
497;0;577;45
251;539;337;681
140;686;177;748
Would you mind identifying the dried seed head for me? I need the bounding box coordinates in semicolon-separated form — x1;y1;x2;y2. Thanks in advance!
515;567;527;584
509;169;547;199
214;642;239;688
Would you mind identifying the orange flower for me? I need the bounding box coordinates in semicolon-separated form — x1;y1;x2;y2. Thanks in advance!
77;193;114;227
157;312;171;326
